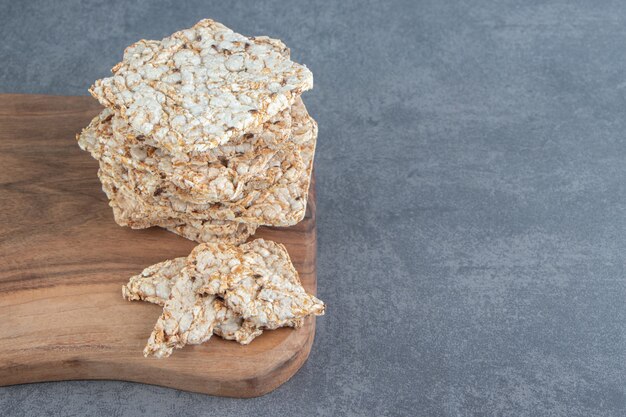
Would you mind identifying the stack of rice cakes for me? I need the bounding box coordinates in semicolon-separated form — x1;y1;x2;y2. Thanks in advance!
78;19;317;244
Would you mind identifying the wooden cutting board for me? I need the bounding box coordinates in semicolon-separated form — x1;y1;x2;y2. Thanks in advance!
0;94;317;398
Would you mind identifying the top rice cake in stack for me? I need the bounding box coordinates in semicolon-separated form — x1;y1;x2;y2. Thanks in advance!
79;19;316;244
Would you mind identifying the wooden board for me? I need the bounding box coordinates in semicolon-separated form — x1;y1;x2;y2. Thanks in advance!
0;94;317;398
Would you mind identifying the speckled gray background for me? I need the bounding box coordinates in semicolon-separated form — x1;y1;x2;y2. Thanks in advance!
2;0;626;415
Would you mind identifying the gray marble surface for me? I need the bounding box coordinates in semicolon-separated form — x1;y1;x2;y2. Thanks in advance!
2;0;626;415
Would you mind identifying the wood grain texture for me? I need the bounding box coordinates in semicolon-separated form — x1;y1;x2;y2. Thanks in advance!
0;94;317;397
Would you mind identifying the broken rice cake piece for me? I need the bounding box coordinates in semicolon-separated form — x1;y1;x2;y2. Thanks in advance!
123;238;324;357
188;239;324;330
122;257;186;304
143;271;219;358
123;257;263;351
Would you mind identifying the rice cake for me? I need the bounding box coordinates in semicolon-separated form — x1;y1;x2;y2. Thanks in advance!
89;19;313;154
